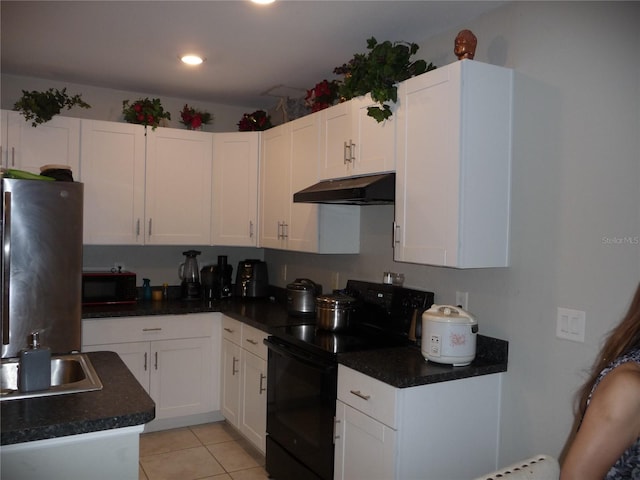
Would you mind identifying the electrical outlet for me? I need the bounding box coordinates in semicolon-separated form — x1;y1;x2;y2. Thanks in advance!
557;307;586;342
455;291;469;310
113;262;125;272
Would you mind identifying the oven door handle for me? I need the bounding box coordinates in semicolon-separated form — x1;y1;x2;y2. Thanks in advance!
265;337;336;370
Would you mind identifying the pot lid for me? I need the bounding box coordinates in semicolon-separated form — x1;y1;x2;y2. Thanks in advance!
287;278;318;291
316;293;355;307
422;304;476;324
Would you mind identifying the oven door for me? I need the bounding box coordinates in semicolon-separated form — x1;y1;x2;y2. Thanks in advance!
265;336;337;480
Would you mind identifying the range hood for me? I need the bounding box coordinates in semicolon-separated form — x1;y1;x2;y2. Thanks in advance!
293;173;395;205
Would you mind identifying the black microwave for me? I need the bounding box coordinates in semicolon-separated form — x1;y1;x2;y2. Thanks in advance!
82;271;137;305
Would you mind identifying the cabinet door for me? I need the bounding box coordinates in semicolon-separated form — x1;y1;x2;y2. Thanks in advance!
319;102;352;180
394;61;512;268
145;128;213;245
259;124;290;249
394;67;457;267
221;338;242;427
5;111;80;174
334;400;396;480
80;120;146;245
150;337;214;420
212;132;259;246
240;350;267;453
351;95;395;176
83;341;150;392
287;113;320;252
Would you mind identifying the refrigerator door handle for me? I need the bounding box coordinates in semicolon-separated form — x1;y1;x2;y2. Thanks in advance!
2;191;11;344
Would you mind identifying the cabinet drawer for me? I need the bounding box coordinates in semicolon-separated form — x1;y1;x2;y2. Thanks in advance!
241;324;268;360
82;313;214;345
337;365;398;429
222;315;242;345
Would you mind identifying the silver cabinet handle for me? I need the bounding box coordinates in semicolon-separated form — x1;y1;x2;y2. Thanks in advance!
142;327;162;332
136;218;140;237
282;222;288;239
259;373;266;394
154;351;158;370
232;356;239;375
393;222;401;245
349;140;356;162
343;141;350;164
245;338;258;345
223;327;235;333
148;218;152;237
333;417;341;442
11;147;15;167
350;389;371;401
144;352;148;371
249;221;254;238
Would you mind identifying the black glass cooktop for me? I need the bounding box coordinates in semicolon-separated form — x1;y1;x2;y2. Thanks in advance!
268;280;434;358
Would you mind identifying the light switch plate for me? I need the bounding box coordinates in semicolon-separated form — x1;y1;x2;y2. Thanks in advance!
556;307;586;342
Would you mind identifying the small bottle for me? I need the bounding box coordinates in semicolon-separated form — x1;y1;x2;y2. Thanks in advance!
19;331;51;392
162;283;169;300
143;278;152;301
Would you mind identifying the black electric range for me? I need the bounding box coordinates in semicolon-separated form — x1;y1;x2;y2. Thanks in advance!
264;280;434;480
268;279;434;358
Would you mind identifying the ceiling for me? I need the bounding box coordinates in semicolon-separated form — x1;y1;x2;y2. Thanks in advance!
1;1;504;109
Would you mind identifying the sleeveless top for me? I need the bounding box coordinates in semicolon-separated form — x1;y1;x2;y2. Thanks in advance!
587;347;640;479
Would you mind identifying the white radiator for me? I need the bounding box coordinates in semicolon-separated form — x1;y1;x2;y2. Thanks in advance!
474;455;559;480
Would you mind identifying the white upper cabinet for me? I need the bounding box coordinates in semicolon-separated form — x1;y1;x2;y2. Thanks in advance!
81;122;213;245
260;113;360;253
319;94;395;180
145;127;213;245
2;110;80;174
260;123;291;249
394;60;513;268
80;120;146;245
212;132;260;247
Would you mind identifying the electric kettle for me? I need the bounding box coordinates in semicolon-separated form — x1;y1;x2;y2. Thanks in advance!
179;250;202;300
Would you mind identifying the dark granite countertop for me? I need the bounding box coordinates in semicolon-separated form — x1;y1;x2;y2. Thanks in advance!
1;351;155;446
82;294;317;333
338;335;508;389
83;296;508;390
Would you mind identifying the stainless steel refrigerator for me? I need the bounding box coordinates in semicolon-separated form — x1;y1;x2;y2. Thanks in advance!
1;178;83;359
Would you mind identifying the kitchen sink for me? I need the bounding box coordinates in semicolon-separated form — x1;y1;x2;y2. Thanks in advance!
0;353;103;401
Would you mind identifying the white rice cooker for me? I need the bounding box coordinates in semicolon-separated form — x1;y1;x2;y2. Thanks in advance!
421;304;478;366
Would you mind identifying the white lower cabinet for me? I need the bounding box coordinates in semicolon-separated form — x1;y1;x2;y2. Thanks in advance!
82;313;220;427
334;365;502;480
334;400;396;480
220;315;268;453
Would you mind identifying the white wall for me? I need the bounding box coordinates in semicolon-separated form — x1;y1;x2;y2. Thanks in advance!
3;0;638;469
267;1;640;467
1;73;258;132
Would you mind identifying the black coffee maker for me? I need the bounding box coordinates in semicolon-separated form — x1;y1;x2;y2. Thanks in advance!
201;255;233;300
234;259;269;298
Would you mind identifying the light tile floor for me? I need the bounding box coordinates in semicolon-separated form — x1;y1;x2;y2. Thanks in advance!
139;422;269;480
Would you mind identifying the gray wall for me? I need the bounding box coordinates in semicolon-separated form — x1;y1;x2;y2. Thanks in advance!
2;0;638;469
1;73;257;132
267;1;640;466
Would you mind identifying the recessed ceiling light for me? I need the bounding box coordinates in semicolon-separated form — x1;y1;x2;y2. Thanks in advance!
251;0;275;4
181;55;204;66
